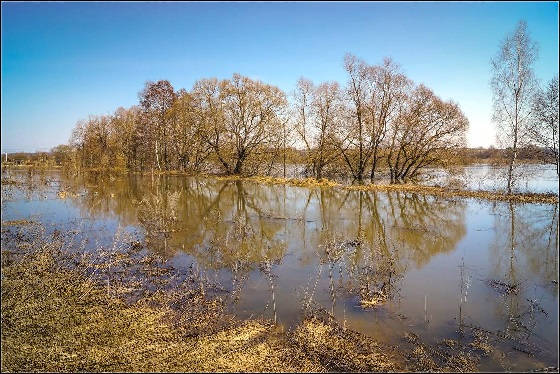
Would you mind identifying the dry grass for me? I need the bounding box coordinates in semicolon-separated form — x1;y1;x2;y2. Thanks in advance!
216;175;340;188
344;183;558;204
0;221;516;372
0;222;414;373
1;219;35;226
0;224;319;372
291;313;406;372
214;175;558;204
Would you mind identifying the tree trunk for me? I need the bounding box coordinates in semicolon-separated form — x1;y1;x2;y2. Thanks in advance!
506;147;517;194
507;102;519;195
370;154;378;183
155;140;161;171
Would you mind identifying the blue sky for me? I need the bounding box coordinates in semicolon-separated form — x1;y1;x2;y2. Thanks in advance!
1;1;558;152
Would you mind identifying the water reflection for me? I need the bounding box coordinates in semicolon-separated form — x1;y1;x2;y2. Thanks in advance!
13;170;554;369
59;173;468;269
56;173;469;318
486;201;559;360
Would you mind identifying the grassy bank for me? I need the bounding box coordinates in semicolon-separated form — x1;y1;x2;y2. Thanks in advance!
216;175;559;204
1;221;505;372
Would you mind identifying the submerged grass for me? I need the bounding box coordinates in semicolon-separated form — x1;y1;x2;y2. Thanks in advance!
215;175;558;204
0;223;317;372
1;221;505;373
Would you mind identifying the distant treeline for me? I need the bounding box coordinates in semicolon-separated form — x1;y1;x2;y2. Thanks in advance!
2;145;554;171
2;54;554;182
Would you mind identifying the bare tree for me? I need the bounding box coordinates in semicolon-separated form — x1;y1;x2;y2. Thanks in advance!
111;106;141;169
366;58;409;182
69;119;87;169
192;78;229;173
224;74;287;175
336;55;410;183
340;54;370;182
168;89;212;172
529;75;559;175
194;75;286;175
491;20;538;193
66;53;471;182
386;85;468;182
293;78;342;179
139;80;177;171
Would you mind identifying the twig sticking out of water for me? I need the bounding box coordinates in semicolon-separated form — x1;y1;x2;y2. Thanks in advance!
487;279;519;295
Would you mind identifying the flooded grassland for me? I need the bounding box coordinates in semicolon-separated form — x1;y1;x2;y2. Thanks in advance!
1;169;558;372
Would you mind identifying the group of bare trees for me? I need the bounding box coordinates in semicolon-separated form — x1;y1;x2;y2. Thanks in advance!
68;54;469;182
491;21;559;193
293;55;468;182
69;76;288;175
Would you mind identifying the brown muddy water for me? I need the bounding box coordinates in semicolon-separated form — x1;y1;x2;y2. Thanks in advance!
2;169;558;371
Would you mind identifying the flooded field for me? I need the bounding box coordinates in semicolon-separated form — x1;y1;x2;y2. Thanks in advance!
280;163;559;194
2;169;558;371
418;164;559;194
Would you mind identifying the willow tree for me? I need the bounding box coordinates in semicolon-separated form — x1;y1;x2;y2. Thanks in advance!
386;85;468;182
223;74;287;175
194;74;287;175
192;78;228;173
337;55;409;182
365;58;409;182
110;106;141;169
339;54;370;182
71;115;112;168
491;20;538;194
167;89;212;172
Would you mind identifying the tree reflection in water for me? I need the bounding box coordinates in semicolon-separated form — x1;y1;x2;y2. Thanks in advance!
58;172;469;315
55;173;555;347
486;201;558;360
4;169;557;370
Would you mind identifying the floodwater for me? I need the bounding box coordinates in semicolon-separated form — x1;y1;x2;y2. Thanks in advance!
279;163;559;194
417;163;559;194
2;169;558;371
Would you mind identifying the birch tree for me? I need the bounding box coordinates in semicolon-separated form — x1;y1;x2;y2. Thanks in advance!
491;20;538;193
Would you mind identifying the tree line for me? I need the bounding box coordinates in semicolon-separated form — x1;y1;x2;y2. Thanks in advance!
7;37;557;187
64;53;469;183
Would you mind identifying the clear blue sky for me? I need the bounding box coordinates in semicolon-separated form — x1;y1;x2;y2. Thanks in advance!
1;1;558;152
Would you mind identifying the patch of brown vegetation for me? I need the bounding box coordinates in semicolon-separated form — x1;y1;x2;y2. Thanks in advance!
402;331;480;372
292;314;406;372
0;226;319;372
0;223;505;372
345;183;558;204
1;219;35;226
214;175;558;204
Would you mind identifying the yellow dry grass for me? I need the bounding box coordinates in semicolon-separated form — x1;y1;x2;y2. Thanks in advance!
292;316;406;372
0;222;518;373
0;224;407;373
216;174;558;204
0;242;320;372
